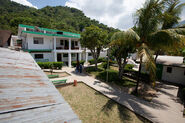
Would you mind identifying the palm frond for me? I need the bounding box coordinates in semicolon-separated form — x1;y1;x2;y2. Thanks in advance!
137;43;156;82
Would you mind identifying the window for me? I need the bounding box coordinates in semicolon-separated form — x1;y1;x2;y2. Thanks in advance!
60;40;64;45
35;54;43;59
88;53;92;56
33;37;43;44
167;67;172;73
63;53;68;57
75;41;78;46
72;53;76;57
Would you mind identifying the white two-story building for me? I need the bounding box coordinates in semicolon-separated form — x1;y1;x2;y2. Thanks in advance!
18;24;107;67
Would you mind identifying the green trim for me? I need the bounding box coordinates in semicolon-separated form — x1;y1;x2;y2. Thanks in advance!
23;49;52;53
19;24;80;38
47;74;59;79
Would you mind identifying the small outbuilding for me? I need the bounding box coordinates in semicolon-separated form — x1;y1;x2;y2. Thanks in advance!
156;56;185;85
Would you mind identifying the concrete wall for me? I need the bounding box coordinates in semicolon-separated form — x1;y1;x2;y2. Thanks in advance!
162;66;185;85
30;52;54;62
27;34;53;49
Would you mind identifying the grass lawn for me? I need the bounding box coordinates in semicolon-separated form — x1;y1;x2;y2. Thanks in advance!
57;83;150;123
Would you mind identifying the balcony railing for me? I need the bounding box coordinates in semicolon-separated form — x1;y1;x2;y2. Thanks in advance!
71;47;79;50
56;47;69;50
56;47;79;50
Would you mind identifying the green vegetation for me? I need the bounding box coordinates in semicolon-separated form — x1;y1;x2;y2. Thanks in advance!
37;62;63;69
88;57;106;65
81;25;108;69
109;29;139;79
58;83;149;123
0;0;118;34
134;0;185;94
71;60;85;67
85;64;137;87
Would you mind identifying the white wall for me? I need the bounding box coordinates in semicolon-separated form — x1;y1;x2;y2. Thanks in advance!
30;53;54;62
162;66;185;85
27;34;53;49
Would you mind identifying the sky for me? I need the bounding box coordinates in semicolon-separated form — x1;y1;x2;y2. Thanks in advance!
11;0;185;30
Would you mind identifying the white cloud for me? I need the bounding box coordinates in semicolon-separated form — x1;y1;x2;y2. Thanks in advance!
66;0;185;30
65;0;146;30
11;0;38;9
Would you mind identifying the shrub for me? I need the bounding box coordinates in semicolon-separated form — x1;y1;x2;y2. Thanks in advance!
53;62;63;69
96;69;119;82
101;61;117;70
72;60;85;67
88;57;106;65
124;64;134;70
37;62;63;69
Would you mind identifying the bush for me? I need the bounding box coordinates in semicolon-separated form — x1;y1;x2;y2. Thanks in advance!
37;62;63;69
72;60;85;67
96;69;119;82
53;62;63;69
88;57;106;65
124;64;134;70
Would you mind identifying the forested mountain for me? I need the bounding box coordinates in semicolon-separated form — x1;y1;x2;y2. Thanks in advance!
0;0;119;34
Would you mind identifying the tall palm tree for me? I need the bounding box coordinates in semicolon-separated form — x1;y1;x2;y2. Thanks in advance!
134;0;185;94
110;29;140;80
134;0;164;94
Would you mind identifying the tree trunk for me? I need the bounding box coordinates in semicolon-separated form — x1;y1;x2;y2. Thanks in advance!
94;58;98;70
118;65;123;80
154;50;159;64
135;56;142;95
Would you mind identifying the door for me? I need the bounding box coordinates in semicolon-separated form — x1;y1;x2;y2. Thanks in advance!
71;41;75;49
64;40;69;49
57;53;62;62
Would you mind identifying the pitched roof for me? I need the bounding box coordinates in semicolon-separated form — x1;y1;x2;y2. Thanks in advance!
0;47;81;123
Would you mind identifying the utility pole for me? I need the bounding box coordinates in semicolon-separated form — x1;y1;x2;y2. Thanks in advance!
106;49;110;82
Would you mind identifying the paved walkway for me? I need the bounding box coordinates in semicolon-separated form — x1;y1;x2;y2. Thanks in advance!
50;67;185;123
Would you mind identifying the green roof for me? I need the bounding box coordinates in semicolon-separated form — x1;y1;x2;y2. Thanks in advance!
19;24;80;38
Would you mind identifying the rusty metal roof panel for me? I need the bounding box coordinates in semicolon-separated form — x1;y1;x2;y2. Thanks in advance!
0;48;81;122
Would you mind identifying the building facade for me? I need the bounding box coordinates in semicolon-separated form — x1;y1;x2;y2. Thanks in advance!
18;24;107;67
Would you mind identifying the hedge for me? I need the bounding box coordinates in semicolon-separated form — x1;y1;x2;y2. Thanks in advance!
37;62;63;69
72;60;85;67
88;57;107;65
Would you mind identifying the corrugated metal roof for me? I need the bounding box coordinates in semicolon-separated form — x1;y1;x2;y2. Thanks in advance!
0;48;81;123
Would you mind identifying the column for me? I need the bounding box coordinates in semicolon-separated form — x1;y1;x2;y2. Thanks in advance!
79;41;81;50
79;53;82;61
69;38;71;51
68;53;71;67
85;52;88;63
54;51;57;62
54;37;56;50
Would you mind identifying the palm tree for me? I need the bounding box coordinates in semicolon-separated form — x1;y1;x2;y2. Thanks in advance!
134;0;185;94
153;0;185;61
162;0;185;29
134;0;164;94
110;29;140;80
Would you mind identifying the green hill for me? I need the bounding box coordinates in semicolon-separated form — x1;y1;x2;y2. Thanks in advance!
0;0;118;34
